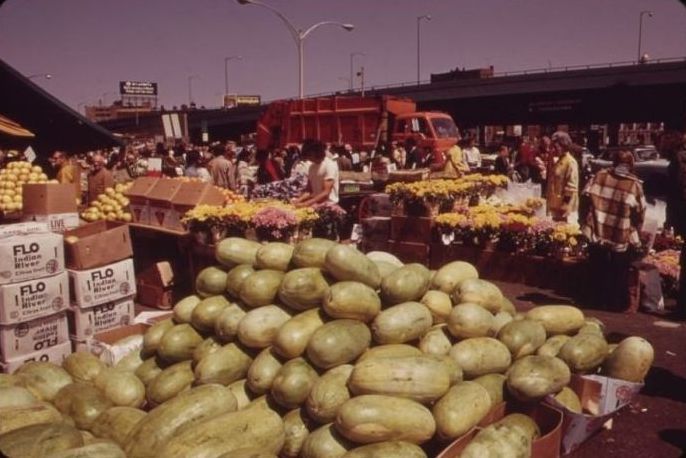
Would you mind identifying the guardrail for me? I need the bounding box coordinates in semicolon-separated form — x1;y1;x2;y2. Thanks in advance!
284;56;686;102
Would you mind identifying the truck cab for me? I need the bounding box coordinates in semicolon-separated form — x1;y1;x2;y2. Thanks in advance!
392;112;459;154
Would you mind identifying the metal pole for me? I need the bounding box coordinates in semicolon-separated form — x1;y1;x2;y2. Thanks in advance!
360;66;365;97
188;77;194;105
298;38;304;99
235;1;353;99
416;15;430;84
224;58;229;95
416;17;420;84
638;11;653;63
350;53;354;91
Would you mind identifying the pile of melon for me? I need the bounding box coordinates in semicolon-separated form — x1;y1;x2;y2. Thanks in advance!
0;237;654;458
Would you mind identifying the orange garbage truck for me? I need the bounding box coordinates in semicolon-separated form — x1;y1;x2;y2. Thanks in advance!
255;95;459;156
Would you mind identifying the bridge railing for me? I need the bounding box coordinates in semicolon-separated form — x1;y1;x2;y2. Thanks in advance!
285;56;686;102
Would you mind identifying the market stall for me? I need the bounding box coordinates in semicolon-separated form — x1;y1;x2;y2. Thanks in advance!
0;167;670;457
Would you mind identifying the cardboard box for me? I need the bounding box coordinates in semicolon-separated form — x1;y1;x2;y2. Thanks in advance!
125;177;159;225
69;258;136;308
22;213;80;233
166;181;225;231
72;323;146;366
437;403;564;458
137;283;173;309
0;232;64;284
0;222;49;238
138;261;174;288
545;374;643;455
63;221;133;270
22;183;78;215
0;311;69;361
67;297;135;340
22;183;79;233
0;272;69;324
147;179;183;228
1;340;71;374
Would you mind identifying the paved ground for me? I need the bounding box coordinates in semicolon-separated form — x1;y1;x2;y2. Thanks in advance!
495;280;686;458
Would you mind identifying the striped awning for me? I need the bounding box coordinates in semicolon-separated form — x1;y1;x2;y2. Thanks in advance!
0;113;34;137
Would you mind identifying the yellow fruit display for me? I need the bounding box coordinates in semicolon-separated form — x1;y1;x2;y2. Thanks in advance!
0;161;49;214
80;182;133;223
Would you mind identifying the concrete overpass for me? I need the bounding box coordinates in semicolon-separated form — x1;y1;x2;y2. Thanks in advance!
99;58;686;144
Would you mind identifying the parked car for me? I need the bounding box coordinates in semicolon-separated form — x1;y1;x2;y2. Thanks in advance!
589;145;668;196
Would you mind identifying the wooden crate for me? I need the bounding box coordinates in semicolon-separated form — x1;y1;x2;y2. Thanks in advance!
390;216;434;243
388;240;430;265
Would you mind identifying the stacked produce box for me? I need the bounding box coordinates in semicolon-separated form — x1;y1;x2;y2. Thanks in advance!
63;221;137;351
0;223;70;373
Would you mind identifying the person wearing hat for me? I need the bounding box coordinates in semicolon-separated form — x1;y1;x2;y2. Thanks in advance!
546;131;579;223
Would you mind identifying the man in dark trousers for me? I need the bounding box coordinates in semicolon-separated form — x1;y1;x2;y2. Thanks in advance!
581;149;646;311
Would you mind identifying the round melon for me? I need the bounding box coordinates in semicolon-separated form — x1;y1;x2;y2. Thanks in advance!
420;290;453;324
239;270;285;308
225;264;256;298
195;266;228;298
325;245;381;289
215;237;261;268
601;336;654;382
380;264;432;305
446;303;494;339
365;251;403;267
279;268;330;311
62;352;105;383
497;319;547;359
323;281;381;322
172;295;201;324
432;261;478;294
256;242;294;271
452;279;504;313
292;238;337;268
307;320;371;369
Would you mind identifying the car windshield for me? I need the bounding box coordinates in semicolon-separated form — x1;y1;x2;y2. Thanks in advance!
431;117;459;138
636;148;658;161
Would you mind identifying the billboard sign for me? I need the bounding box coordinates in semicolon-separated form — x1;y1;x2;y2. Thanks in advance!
223;94;261;109
120;81;158;96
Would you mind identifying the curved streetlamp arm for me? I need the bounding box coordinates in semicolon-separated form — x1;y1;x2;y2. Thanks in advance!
301;21;353;40
240;0;300;44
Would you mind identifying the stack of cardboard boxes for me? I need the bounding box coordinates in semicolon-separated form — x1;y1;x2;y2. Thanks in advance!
126;177;225;231
0;222;70;373
63;221;137;352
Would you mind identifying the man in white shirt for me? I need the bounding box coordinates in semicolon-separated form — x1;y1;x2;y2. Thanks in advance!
293;139;339;207
463;137;482;170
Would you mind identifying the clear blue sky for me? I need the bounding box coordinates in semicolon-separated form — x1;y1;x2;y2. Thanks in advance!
1;0;684;110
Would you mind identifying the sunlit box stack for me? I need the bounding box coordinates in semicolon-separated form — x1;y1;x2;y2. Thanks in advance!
62;221;137;352
0;222;70;373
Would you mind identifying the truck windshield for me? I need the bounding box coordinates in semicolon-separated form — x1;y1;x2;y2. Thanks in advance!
431;118;459;138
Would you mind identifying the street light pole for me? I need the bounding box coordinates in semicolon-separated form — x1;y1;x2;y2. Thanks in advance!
417;14;431;84
27;73;52;81
637;10;653;63
188;75;199;105
224;56;242;96
349;52;364;91
236;0;354;98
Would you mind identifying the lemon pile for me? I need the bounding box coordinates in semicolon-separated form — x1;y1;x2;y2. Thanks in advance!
80;183;133;222
0;161;52;213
